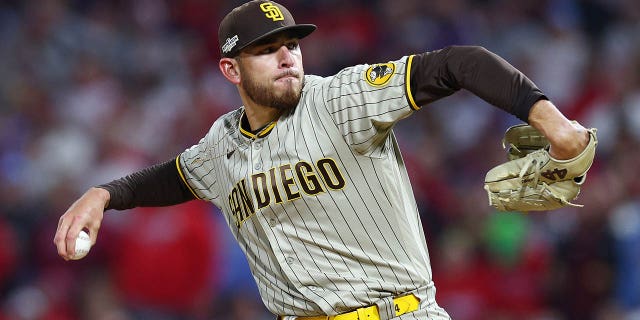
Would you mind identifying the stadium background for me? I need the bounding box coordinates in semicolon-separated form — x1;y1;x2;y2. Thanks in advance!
0;0;639;319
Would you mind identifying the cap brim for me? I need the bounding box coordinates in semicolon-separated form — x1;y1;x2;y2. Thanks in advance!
235;24;317;55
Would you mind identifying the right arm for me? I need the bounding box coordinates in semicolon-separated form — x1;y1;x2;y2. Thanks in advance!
53;157;197;260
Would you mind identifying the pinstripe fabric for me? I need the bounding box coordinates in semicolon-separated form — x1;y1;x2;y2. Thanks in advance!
180;56;450;319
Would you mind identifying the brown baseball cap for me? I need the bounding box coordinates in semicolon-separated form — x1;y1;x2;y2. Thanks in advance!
218;0;316;58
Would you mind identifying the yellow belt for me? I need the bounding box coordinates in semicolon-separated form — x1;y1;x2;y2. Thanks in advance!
291;294;420;320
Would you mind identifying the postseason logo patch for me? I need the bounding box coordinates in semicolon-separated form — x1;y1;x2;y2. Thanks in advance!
365;63;395;86
222;35;239;54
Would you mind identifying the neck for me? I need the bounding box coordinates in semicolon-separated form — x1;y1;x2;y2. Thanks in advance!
243;103;284;132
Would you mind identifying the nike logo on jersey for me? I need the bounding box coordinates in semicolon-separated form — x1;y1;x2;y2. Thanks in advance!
228;158;346;228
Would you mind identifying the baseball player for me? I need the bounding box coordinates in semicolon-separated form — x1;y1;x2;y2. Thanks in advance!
54;1;592;319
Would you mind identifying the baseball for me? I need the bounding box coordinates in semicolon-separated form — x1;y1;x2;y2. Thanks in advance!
72;230;91;260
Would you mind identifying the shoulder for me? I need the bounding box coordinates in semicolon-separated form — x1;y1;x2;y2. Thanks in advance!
302;74;325;91
306;57;412;89
205;107;243;136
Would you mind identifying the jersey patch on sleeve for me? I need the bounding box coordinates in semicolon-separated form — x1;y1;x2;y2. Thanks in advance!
365;63;396;86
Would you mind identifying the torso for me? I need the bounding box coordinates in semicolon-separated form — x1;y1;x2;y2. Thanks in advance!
180;57;442;316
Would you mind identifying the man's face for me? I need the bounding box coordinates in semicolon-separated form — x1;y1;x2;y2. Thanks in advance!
236;35;304;110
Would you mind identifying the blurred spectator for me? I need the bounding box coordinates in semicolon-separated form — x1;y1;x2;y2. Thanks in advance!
610;201;640;314
0;217;18;293
107;202;220;319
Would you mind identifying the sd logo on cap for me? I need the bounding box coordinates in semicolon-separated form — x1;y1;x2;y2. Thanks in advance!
218;0;316;58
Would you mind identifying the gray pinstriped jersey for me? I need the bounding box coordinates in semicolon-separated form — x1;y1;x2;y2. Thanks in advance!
179;55;450;318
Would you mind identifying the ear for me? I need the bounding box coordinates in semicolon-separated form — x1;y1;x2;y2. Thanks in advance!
219;58;241;85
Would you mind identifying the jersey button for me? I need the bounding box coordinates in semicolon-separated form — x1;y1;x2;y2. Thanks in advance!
254;162;262;170
269;218;277;227
253;141;262;149
285;257;295;264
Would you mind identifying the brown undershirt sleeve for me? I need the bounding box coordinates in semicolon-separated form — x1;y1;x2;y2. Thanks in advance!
97;157;197;210
407;45;547;122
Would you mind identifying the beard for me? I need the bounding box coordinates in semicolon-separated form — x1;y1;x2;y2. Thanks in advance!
238;63;304;110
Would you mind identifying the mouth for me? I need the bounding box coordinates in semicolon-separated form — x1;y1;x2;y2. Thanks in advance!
275;71;299;82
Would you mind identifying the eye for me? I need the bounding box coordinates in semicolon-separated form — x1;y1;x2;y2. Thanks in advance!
259;46;277;54
254;41;299;55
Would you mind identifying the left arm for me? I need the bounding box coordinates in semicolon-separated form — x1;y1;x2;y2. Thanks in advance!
408;45;589;158
527;100;589;160
407;45;545;121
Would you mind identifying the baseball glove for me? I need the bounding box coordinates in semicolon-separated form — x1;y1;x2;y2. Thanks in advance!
484;122;597;212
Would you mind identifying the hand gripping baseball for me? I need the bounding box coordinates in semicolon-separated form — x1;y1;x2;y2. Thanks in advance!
484;122;597;212
54;187;109;260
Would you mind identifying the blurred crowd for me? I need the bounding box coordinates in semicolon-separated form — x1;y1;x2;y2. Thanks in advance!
0;0;639;319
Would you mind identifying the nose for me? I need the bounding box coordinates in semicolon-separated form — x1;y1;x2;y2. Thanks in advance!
277;46;295;68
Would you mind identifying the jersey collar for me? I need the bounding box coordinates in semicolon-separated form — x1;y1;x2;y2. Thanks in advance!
238;110;278;139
